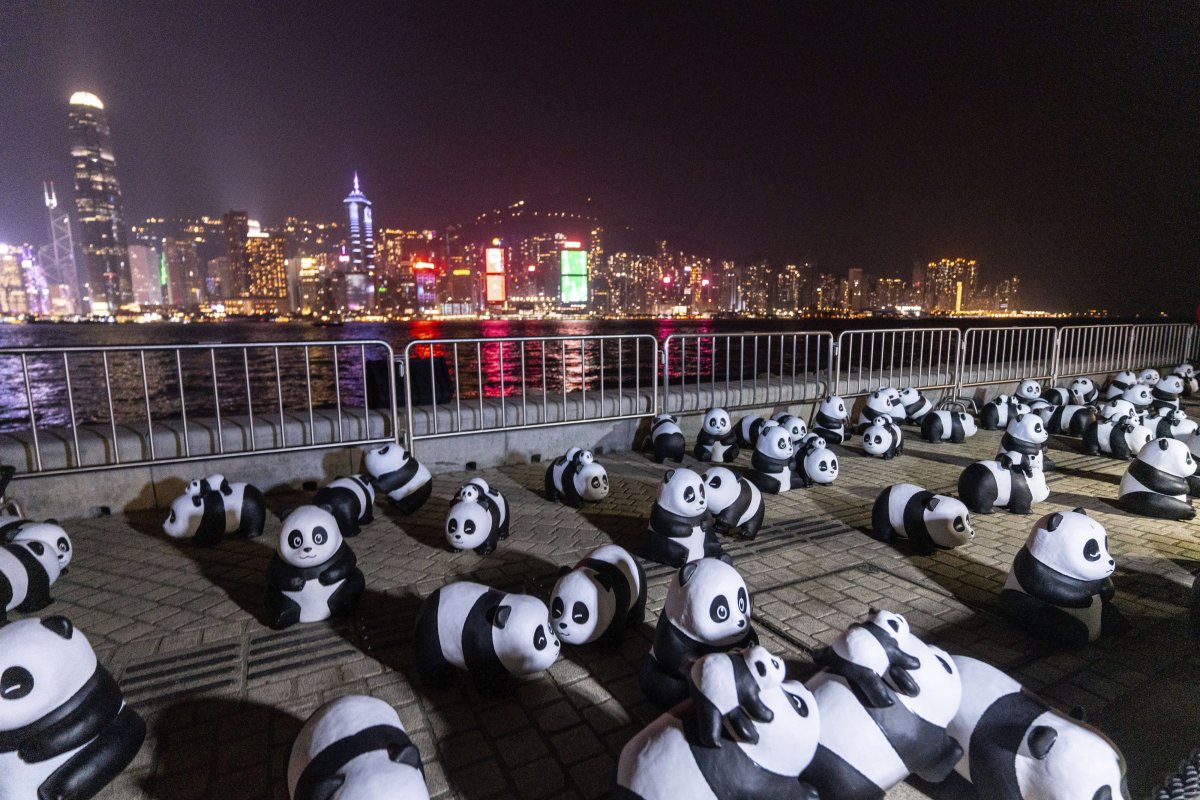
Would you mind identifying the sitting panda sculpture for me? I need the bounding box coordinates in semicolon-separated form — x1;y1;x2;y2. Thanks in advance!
998;509;1126;649
871;483;973;555
694;408;740;463
813;395;851;444
1104;369;1138;400
0;617;146;800
0;538;63;622
645;468;724;567
363;443;433;513
997;412;1054;472
444;478;508;555
1122;383;1154;414
702;466;765;540
1144;406;1199;440
921;409;978;444
545;447;610;507
856;388;904;434
0;519;72;573
648;414;686;464
550;544;645;650
1150;373;1185;413
265;505;366;629
899;387;933;424
163;476;267;546
947;655;1128;800
796;438;840;487
772;413;809;454
312;475;375;537
638;559;758;711
747;422;800;494
288;695;429;800
959;449;1048;515
978;395;1031;432
414;581;559;693
861;415;903;459
1069;376;1099;405
1117;437;1197;520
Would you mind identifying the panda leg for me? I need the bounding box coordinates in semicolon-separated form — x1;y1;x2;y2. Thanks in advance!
689;695;727;748
38;703;146;800
869;494;896;543
266;589;303;630
474;530;499;556
627;558;648;628
413;592;457;689
913;734;964;783
702;534;727;562
739;503;765;540
544;465;559;502
637;656;689;711
237;491;267;539
327;569;365;618
392;479;433;514
999;590;1089;650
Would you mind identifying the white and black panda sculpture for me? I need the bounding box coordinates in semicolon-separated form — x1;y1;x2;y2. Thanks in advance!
1122;383;1154;413
736;415;769;449
645;468;724;567
1144;406;1199;440
861;415;903;459
871;483;973;555
747;423;798;494
265;505;365;629
856;388;904;434
1104;369;1138;400
648;414;686;464
959;451;1048;515
811;608;924;708
0;519;72;572
921;409;978;444
163;477;267;547
978;395;1031;431
414;581;559;693
796;439;840;487
550;544;646;650
1138;367;1161;386
702;466;765;540
0;538;62;622
312;475;375;537
1172;362;1198;396
1117;438;1197;520
772;413;808;454
1015;379;1042;403
1184;433;1200;498
998;509;1125;649
1069;376;1099;405
899;387;933;424
545;447;610;507
996;412;1052;470
444;478;508;555
813;395;851;444
363;442;433;513
1083;413;1154;460
638;559;757;711
1042;386;1072;407
947;655;1127;800
1152;374;1185;412
1043;404;1096;437
694;408;740;463
288;695;429;800
0;617;146;800
687;644;787;748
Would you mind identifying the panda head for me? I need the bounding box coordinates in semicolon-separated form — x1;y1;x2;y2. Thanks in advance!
1102;398;1138;422
1137;437;1196;478
277;505;344;568
185;478;210;497
362;442;412;479
456;483;482;503
703;408;732;436
1177;363;1195;379
652;414;680;433
550;567;615;645
956;411;979;437
1137;368;1160;386
819;395;848;421
866;608;912;644
665;558;751;645
701;467;741;512
755;425;793;461
0;617;97;733
1007;413;1048;445
8;522;73;571
163;491;206;539
862;418;896;456
738;644;786;692
803;446;839;484
894;640;962;726
898;387;923;409
1015;718;1128;800
574;455;610;501
1027;509;1114;582
921;494;973;548
775;414;808;445
799;432;827;452
1121;385;1152;409
658;468;707;516
1069;377;1098;404
1016;379;1043;401
445;499;494;550
488;593;560;675
865;389;897;413
1156;375;1184;398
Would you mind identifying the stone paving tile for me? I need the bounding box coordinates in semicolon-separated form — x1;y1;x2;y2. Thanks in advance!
8;400;1199;798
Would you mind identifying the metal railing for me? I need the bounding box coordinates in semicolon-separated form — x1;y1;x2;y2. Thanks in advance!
0;340;397;476
1053;324;1139;382
660;331;834;414
956;325;1058;395
1126;322;1195;372
402;334;658;448
834;327;960;397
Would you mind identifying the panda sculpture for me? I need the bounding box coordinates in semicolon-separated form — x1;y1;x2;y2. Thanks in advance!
163;477;267;546
638;559;758;711
648;414;686;464
959;450;1048;515
772;413;809;454
687;645;787;748
1104;369;1138;400
288;695;429;800
363;443;433;513
899;387;933;424
1015;379;1042;402
694;408;740;463
645;468;724;567
861;415;903;459
1069;377;1099;405
1152;374;1185;412
1043;404;1096;437
1117;437;1197;520
0;617;147;800
1138;367;1161;386
1145;406;1199;440
921;409;978;444
1185;433;1200;498
813;395;851;444
0;539;62;622
702;466;765;540
947;655;1127;800
312;475;375;537
550;544;645;650
996;412;1052;470
735;415;769;449
978;395;1031;432
545;447;610;507
0;519;72;572
856;389;904;434
265;505;365;629
1122;384;1153;413
998;509;1125;649
747;423;799;494
444;478;508;555
1082;413;1154;460
796;439;840;487
1173;362;1198;396
1042;387;1072;407
871;483;973;555
801;610;964;799
1100;396;1141;423
811;608;924;708
414;581;559;693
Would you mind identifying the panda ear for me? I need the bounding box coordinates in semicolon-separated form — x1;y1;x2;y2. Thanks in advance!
46;518;57;525
317;504;336;516
663;470;675;483
924;496;940;511
1159;438;1170;451
558;565;572;577
1027;725;1057;759
276;507;295;522
679;561;699;586
41;616;74;639
388;741;423;769
1072;507;1086;516
1046;513;1064;531
1068;705;1086;721
487;605;512;629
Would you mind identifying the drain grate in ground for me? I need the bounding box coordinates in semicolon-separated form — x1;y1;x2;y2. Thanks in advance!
119;640;242;707
246;623;358;682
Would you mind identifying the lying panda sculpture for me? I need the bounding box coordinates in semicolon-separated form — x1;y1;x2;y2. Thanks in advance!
645;468;724;567
978;395;1031;431
649;414;686;464
1117;438;1197;520
265;505;365;629
702;466;765;540
163;476;267;546
813;395;851;444
546;447;610;507
444;478;509;555
694;408;740;463
921;409;978;444
363;443;433;513
312;475;375;537
871;483;973;555
550;544;645;650
1144;406;1199;440
861;415;903;459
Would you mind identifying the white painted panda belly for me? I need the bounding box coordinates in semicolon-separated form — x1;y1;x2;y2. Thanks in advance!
285;579;342;624
1001;571;1101;640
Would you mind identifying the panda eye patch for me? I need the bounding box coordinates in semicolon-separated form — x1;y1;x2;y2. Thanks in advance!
288;531;304;549
448;519;457;533
0;666;34;700
551;597;564;618
1083;539;1101;561
57;538;69;552
571;602;590;624
787;692;809;717
684;486;695;503
755;661;767;677
709;475;722;488
592;477;601;489
533;625;548;651
937;655;953;674
312;527;328;546
464;519;476;535
737;587;748;614
953;517;965;532
710;595;730;623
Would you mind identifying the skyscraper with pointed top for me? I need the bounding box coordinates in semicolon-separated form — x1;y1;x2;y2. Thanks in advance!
343;173;375;284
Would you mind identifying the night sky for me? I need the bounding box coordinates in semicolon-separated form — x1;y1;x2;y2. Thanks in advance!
2;2;1197;314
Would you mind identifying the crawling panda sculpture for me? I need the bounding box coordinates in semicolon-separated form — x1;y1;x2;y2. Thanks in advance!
959;450;1048;515
978;395;1031;431
796;439;840;487
1184;433;1200;498
0;538;62;622
265;505;365;629
694;408;740;463
871;483;973;555
998;509;1126;649
551;544;645;649
813;395;851;444
638;559;758;711
1083;411;1154;460
899;387;933;424
702;466;765;540
1042;386;1072;407
546;447;610;507
645;468;724;567
1043;403;1096;437
648;414;686;464
0;519;72;572
1105;370;1138;400
0;617;146;800
1069;376;1099;405
861;415;903;459
921;409;978;443
856;388;904;434
312;475;375;537
363;442;433;513
747;423;799;494
444;478;508;555
1144;406;1199;440
414;581;559;693
163;476;267;546
1138;367;1161;386
947;655;1128;800
735;415;770;449
1117;437;1197;520
1152;374;1185;412
288;695;429;800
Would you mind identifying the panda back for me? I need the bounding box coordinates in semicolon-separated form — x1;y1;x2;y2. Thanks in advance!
584;544;641;600
0;546;30;610
617;711;719;800
807;673;907;787
948;656;1022;778
888;484;921;532
435;582;492;668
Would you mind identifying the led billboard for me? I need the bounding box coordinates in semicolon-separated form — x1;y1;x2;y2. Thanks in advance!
560;249;588;305
485;247;505;303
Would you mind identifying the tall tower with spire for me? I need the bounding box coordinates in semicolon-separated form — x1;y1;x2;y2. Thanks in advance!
41;180;80;314
343;173;375;283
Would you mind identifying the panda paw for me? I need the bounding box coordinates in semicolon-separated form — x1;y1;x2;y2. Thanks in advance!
723;708;760;744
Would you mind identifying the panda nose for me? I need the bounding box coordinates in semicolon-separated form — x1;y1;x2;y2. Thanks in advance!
737;620;745;628
1108;559;1114;566
559;622;567;630
303;546;312;553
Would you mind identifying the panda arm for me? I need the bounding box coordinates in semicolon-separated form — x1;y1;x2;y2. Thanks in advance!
318;544;358;586
690;692;727;748
35;702;145;800
912;732;964;783
16;666;124;763
266;556;308;591
649;504;700;538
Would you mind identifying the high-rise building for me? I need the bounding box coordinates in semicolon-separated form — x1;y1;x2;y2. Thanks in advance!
343;173;376;287
0;245;28;316
223;211;250;297
245;229;287;301
128;243;163;306
924;258;978;312
162;237;204;306
68;91;132;314
40;181;80;314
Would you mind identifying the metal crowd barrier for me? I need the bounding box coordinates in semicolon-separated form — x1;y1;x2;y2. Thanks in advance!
955;325;1058;397
1126;322;1195;373
660;331;834;415
833;327;960;398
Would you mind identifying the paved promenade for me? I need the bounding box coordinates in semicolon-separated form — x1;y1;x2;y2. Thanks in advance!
31;404;1200;799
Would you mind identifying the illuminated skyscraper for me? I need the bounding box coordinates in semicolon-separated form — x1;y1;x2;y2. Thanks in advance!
343;173;376;282
128;243;163;306
223;211;250;297
246;229;287;300
68;91;132;314
40;181;80;314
